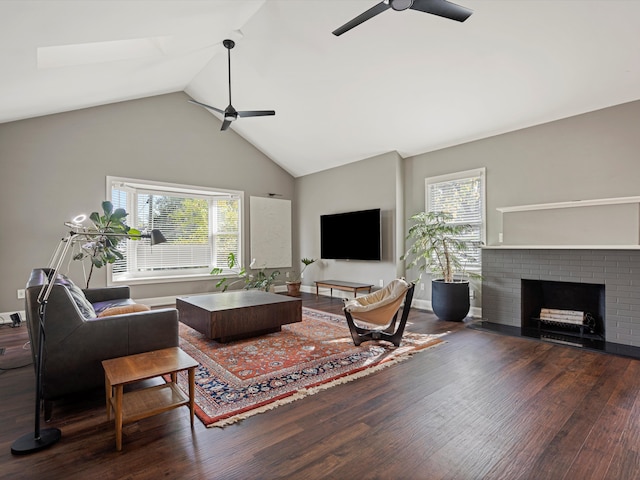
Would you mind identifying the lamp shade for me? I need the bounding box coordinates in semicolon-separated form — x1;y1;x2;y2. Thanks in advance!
149;229;167;246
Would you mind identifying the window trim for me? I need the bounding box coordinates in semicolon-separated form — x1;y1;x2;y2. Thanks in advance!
106;176;244;286
425;167;486;271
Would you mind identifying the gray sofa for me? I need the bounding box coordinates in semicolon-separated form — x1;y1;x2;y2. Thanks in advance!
25;268;179;419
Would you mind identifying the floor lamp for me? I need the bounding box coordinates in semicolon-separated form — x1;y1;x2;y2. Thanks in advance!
11;221;165;455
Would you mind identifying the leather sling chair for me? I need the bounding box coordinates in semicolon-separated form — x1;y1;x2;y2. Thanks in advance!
343;278;415;347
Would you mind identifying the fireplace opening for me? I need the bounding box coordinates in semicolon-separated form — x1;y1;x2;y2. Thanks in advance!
521;279;605;347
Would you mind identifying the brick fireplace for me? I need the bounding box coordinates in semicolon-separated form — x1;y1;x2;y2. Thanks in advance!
482;248;640;348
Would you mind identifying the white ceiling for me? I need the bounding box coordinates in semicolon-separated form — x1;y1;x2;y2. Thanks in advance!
2;1;639;177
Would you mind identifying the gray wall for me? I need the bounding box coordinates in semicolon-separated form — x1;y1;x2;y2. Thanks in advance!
0;92;294;313
295;151;404;293
403;99;640;306
406;100;640;248
502;203;640;246
3;93;639;314
294;99;640;308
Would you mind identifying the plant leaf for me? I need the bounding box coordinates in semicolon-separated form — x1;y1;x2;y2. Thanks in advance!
127;228;142;239
102;201;113;216
91;257;103;267
110;208;127;222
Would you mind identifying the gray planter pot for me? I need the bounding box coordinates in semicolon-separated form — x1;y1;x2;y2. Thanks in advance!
431;279;470;322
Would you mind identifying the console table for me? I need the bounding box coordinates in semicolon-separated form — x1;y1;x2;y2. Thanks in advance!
315;280;373;298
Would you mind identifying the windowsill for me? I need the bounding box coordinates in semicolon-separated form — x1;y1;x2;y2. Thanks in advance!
109;272;225;286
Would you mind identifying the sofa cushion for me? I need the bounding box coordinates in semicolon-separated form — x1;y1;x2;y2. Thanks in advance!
97;303;151;317
56;273;96;319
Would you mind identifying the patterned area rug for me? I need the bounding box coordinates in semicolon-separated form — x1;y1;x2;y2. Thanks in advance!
173;307;446;427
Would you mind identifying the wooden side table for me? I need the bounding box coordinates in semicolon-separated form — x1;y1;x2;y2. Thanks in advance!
102;347;198;451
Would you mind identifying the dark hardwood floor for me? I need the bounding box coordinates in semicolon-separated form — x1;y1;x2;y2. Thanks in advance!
1;292;640;479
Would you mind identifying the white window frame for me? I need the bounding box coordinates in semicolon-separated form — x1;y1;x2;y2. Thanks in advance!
106;176;244;286
425;167;486;272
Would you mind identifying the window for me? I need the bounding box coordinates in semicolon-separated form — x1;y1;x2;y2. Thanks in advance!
425;168;485;271
107;176;243;284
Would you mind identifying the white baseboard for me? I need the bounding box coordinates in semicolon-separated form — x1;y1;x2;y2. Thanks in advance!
137;289;483;319
303;285;482;319
134;295;181;307
0;310;25;325
136;286;289;308
4;292;482;323
410;299;482;319
300;284;353;300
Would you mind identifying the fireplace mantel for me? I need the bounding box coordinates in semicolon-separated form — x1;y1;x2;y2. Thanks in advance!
496;195;640;213
496;196;640;247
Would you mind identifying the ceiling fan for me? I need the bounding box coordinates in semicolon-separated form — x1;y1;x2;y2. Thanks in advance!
332;0;473;36
189;39;275;131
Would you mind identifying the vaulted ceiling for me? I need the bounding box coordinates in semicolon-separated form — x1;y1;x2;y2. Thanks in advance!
2;1;639;177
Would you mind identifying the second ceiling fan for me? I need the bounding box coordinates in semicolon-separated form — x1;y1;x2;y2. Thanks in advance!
189;39;275;131
332;0;473;36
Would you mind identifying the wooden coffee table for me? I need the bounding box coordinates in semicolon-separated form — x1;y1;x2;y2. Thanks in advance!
102;347;198;451
177;290;302;343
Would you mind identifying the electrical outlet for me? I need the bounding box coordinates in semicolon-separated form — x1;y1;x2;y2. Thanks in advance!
499;233;503;243
470;289;476;300
17;289;25;299
420;283;425;291
379;279;384;287
286;271;290;278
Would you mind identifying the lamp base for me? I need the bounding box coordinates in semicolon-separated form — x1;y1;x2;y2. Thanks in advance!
11;428;61;455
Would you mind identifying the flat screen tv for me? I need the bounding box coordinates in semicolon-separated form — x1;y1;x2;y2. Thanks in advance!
320;208;381;261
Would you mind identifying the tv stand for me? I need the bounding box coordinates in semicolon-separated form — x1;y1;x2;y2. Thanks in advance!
315;280;373;299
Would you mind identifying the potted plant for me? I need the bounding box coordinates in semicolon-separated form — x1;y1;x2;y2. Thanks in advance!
286;257;316;297
212;253;281;292
401;211;480;321
72;201;142;288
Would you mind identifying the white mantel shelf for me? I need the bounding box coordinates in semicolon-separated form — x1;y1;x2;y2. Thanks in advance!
496;196;640;213
483;245;640;250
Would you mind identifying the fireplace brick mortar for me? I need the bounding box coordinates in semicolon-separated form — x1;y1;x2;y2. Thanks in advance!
482;248;640;347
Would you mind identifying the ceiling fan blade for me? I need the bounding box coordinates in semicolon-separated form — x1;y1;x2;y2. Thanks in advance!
220;119;232;131
237;110;276;118
188;99;225;115
332;1;390;36
409;0;472;22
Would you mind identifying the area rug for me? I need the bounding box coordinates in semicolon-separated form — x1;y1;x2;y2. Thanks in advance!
172;307;446;427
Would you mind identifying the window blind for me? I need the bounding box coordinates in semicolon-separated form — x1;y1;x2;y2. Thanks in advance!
425;168;485;270
109;177;242;283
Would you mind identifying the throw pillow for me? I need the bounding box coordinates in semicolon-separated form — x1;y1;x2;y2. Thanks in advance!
55;273;97;319
97;303;151;317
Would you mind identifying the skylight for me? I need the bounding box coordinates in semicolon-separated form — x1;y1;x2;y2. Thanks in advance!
37;36;171;69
